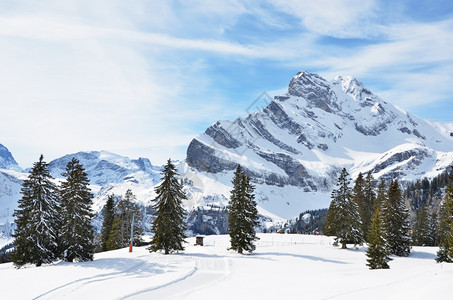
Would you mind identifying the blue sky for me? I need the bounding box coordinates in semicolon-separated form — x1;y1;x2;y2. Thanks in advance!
0;0;452;168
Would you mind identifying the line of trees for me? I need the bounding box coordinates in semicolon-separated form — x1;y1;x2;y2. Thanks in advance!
99;190;144;252
99;159;188;255
436;171;453;262
12;156;260;266
325;167;453;269
324;169;411;269
12;155;95;267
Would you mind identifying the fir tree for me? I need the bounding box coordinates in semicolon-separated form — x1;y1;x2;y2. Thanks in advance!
100;194;115;252
59;158;95;262
413;203;433;246
107;189;144;250
324;199;339;238
374;178;387;210
12;155;60;267
436;170;453;262
325;168;363;248
382;180;411;256
429;211;439;246
106;216;124;250
352;172;365;220
366;206;391;269
353;172;374;241
363;171;376;240
149;159;187;254
228;165;260;253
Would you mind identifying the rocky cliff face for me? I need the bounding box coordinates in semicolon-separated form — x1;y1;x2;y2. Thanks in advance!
185;71;453;216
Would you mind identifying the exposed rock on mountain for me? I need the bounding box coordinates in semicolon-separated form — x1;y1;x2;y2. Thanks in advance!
185;71;453;217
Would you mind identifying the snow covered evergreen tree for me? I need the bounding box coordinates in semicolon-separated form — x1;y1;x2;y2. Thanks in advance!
366;206;391;269
325;168;363;248
382;180;411;256
107;189;144;250
436;171;453;262
100;194;115;252
60;158;95;262
149;159;187;254
12;155;60;267
228;165;260;254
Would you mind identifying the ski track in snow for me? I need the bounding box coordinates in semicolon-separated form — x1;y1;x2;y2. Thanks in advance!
2;235;451;299
125;254;230;299
32;256;150;299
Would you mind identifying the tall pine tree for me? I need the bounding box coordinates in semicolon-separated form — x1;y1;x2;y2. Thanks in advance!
382;180;411;256
228;165;259;254
149;159;187;254
60;158;95;262
366;206;391;269
353;172;374;241
12;155;60;267
374;178;387;211
100;194;115;252
413;203;434;246
324;199;339;238
325;168;363;248
362;171;376;241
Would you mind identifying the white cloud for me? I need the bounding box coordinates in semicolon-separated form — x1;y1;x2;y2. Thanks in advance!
306;19;453;112
0;0;452;168
269;0;381;38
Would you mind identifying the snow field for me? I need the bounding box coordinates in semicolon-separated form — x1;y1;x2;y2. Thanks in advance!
0;234;451;299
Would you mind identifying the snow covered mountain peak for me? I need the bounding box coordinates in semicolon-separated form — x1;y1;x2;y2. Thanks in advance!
48;150;162;187
185;70;453;218
0;143;20;171
333;75;375;103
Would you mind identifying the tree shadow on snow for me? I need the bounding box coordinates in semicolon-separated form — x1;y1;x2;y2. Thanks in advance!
181;252;226;259
54;257;170;276
408;249;437;260
251;251;349;264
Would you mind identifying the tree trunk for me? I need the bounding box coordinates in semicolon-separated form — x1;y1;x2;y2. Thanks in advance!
238;248;243;254
341;242;347;249
165;249;169;255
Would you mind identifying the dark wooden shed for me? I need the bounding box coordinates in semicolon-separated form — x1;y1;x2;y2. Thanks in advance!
195;235;204;246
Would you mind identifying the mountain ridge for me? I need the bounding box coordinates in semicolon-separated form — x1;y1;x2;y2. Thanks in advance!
184;71;453;218
1;70;453;239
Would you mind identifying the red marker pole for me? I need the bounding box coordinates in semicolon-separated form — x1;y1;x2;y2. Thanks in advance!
129;213;135;253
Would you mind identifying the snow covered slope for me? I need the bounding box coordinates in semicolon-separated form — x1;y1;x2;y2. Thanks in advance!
0;144;20;171
0;234;451;299
0;145;23;240
185;71;453;217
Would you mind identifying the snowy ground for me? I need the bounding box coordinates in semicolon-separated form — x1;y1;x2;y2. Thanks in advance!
0;234;451;299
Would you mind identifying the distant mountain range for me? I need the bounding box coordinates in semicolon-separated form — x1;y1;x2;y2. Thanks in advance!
1;70;453;240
